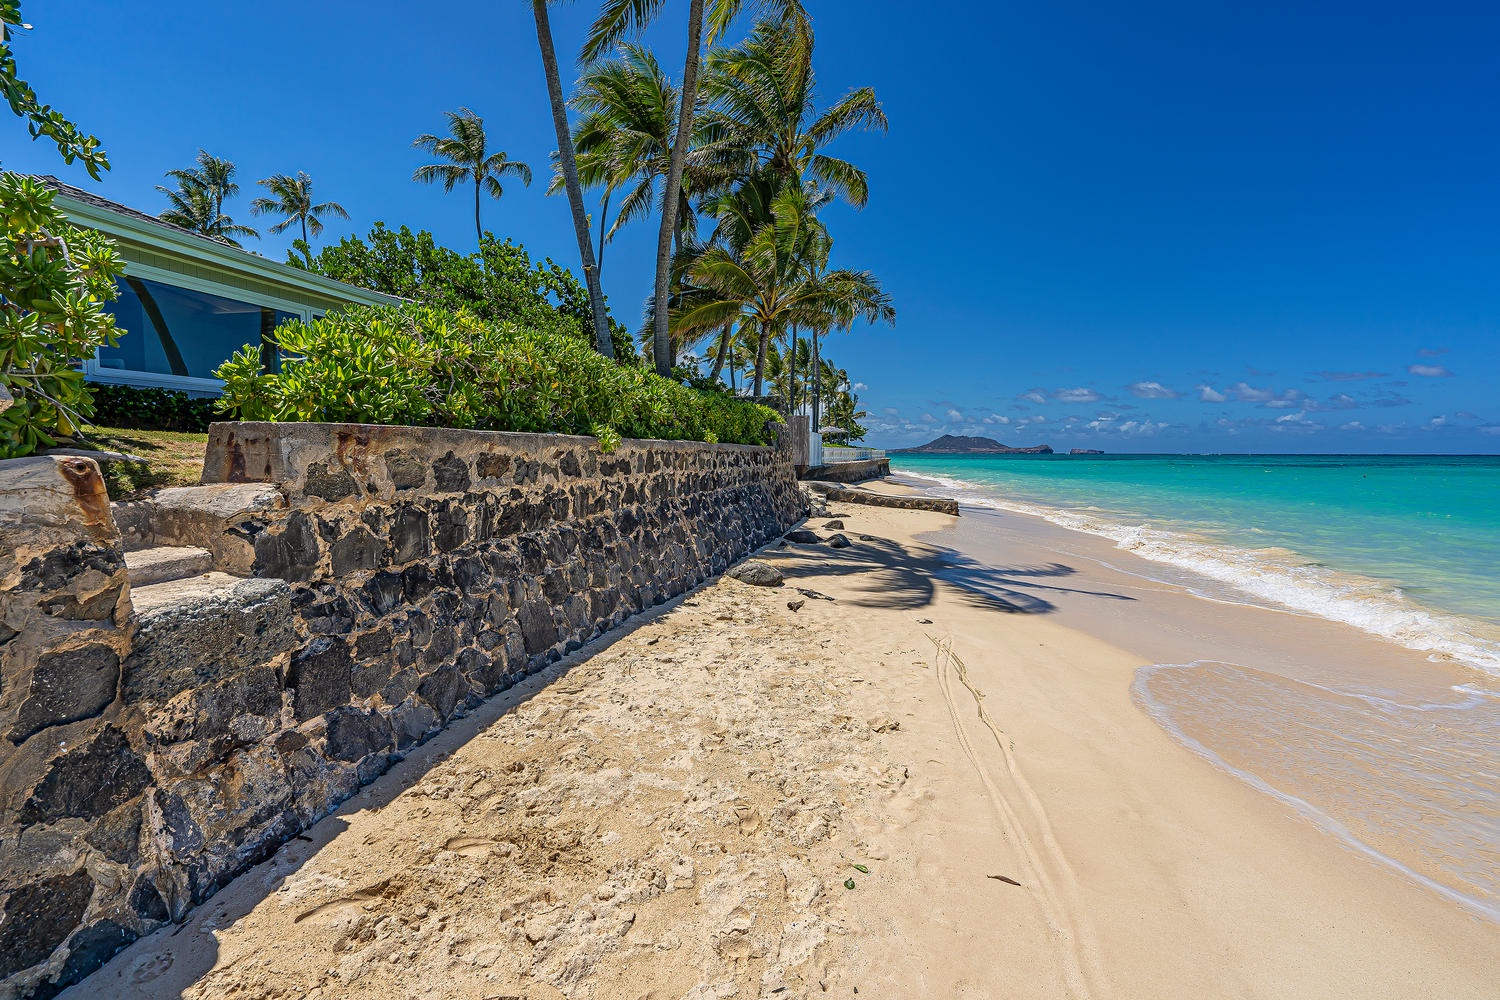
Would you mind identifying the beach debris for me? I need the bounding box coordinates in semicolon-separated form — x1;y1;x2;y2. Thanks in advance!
859;534;877;542
726;560;784;587
823;519;845;529
786;529;822;544
796;588;835;601
843;878;856;890
988;874;1023;887
787;599;806;612
869;718;900;733
827;533;851;548
646;637;659;645
850;864;869;874
916;618;933;624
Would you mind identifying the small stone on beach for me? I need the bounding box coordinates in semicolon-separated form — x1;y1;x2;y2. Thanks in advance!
727;560;785;587
786;529;821;544
828;533;851;548
787;599;805;612
859;535;877;542
823;520;845;529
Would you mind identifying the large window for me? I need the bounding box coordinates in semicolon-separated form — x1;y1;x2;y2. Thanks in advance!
96;274;302;385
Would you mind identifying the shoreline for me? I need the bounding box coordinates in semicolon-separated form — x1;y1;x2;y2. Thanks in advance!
69;494;1500;998
886;462;1500;678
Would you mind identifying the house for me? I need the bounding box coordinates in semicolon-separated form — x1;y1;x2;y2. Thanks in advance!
35;175;400;395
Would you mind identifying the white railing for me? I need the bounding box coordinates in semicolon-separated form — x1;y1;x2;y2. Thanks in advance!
821;445;886;464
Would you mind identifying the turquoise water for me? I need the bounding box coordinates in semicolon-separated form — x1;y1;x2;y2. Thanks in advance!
892;454;1500;673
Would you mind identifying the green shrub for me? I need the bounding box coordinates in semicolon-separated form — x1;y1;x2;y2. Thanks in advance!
86;383;218;433
0;172;123;458
214;304;781;446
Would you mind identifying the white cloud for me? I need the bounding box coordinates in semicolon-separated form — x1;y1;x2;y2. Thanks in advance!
1129;380;1179;399
946;408;964;422
919;413;937;424
1231;382;1274;402
1407;363;1453;377
1197;385;1228;403
1019;389;1047;404
853;382;868;392
1340;421;1366;431
1054;387;1102;404
982;414;1010;425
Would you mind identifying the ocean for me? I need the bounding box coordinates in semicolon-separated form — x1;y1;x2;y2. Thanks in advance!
890;453;1500;675
891;452;1500;919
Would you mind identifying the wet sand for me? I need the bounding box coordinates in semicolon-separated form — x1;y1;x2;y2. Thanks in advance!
71;497;1500;999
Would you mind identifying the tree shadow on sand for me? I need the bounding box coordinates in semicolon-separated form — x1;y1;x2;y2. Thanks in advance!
772;534;1135;615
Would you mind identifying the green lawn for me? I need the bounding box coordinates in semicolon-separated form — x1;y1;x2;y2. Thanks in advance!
72;426;209;500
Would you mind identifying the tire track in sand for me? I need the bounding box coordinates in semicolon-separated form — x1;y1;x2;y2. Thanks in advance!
931;634;1110;1000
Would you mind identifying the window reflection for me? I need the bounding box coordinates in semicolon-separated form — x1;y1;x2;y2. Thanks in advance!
99;275;298;379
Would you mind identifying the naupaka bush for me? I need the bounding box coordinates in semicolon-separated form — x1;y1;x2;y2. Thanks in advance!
214;303;781;446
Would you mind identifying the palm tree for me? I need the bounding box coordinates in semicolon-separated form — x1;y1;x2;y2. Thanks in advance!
411;108;534;246
807;265;893;428
699;18;887;207
163;150;242;226
583;0;809;377
249;171;349;247
549;44;686;287
670;183;832;397
157;158;258;247
529;3;616;359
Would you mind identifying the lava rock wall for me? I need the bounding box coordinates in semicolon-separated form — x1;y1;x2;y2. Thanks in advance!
0;424;803;999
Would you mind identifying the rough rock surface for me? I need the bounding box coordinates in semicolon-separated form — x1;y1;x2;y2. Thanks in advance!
1;424;805;1000
726;560;784;587
823;488;960;516
785;529;822;544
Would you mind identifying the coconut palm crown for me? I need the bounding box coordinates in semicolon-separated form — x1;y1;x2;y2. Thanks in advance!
698;18;887;208
157;152;258;247
249;171;349;247
411;108;533;245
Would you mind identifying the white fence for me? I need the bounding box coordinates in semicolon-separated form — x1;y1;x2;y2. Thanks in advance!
820;445;886;464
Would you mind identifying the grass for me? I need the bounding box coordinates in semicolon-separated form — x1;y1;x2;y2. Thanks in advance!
70;426;209;500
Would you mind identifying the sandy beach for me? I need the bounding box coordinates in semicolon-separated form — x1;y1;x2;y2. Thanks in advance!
70;492;1500;999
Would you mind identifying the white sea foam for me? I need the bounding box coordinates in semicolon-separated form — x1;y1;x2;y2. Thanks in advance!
903;471;1500;678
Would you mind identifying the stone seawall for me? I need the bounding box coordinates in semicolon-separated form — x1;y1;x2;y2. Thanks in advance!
800;457;891;484
0;424;804;999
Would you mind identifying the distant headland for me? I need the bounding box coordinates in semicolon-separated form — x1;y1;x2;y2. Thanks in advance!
893;435;1054;455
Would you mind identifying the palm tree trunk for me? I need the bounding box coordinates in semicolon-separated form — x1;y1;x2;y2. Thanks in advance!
474;180;483;245
811;329;822;431
650;0;705;377
752;327;769;397
597;189;611;285
301;215;308;246
709;324;732;382
787;327;798;416
532;0;616;359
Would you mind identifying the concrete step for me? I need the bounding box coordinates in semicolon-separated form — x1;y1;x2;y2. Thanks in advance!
128;571;255;616
124;545;214;587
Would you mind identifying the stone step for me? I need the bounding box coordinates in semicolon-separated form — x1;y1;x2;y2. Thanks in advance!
124;545;215;587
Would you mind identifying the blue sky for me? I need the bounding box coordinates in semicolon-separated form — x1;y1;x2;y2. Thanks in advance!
5;0;1497;452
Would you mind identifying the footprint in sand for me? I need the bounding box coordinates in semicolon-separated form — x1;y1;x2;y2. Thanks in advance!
444;835;503;857
128;951;174;984
293;878;394;924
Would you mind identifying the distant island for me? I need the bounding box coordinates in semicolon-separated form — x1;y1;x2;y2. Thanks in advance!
894;435;1054;455
1070;448;1105;455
